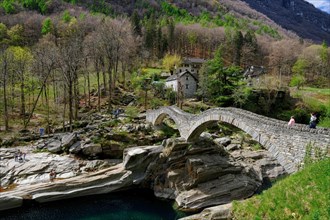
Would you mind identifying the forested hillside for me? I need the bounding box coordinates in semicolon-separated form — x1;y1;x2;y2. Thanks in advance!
0;0;329;133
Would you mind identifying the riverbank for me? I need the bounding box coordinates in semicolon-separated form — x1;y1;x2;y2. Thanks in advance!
1;133;286;214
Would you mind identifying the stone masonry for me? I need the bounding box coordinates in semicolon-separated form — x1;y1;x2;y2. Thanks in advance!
146;106;330;173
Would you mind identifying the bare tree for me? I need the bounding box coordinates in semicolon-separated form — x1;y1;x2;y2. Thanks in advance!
7;46;33;126
26;36;58;130
57;22;85;131
98;17;137;112
0;46;13;131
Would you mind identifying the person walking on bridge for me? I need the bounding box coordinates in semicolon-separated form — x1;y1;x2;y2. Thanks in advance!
309;113;317;129
288;116;295;126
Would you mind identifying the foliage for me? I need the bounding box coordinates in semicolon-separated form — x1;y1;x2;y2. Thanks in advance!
62;10;72;23
125;106;139;120
290;74;306;89
1;0;15;14
88;0;113;15
7;24;24;46
232;158;330;219
303;142;328;168
231;86;252;108
149;97;167;109
201;48;242;106
41;18;53;35
162;53;182;72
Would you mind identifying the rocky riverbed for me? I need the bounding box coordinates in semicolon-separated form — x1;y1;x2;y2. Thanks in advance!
0;112;287;218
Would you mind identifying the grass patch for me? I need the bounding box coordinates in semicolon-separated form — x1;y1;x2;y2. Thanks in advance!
232;158;330;219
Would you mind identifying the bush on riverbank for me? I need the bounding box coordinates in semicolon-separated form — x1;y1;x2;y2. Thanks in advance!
232;158;330;219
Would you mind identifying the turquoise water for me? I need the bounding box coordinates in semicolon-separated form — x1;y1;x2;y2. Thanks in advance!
0;189;187;220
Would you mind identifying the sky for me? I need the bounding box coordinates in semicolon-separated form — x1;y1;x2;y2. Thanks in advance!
305;0;330;13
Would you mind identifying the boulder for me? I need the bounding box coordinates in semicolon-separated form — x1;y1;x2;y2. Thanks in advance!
150;138;262;212
0;196;23;211
226;143;241;151
101;143;123;159
214;137;231;147
200;132;213;140
179;203;232;220
82;143;102;156
69;141;82;154
123;146;163;171
46;140;62;153
61;133;78;150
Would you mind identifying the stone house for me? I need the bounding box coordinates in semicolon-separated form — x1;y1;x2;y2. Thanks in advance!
176;57;206;78
165;71;198;98
243;66;266;86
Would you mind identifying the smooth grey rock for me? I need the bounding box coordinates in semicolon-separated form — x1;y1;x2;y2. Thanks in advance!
61;133;77;150
179;203;232;220
0;196;23;211
47;140;62;153
69;141;82;154
200;132;213;140
226;143;240;151
214;137;231;146
82;143;102;156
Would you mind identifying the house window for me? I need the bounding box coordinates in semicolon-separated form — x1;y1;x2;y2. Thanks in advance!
186;84;189;89
186;76;189;80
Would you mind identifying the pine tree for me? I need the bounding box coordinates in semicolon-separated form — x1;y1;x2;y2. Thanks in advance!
131;10;141;36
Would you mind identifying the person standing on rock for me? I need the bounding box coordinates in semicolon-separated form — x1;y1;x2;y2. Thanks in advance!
288;116;295;126
49;169;56;182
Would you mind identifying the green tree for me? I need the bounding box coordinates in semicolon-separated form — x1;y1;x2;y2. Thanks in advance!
7;46;33;124
233;30;243;66
162;53;182;74
41;18;53;35
62;10;72;23
0;23;8;42
7;24;24;46
290;58;307;89
131;10;141;36
290;74;306;90
320;41;329;77
1;0;15;14
203;48;242;105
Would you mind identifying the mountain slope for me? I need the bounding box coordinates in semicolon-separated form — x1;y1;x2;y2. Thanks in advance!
240;0;330;43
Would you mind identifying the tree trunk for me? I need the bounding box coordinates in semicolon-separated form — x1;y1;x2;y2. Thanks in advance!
107;65;112;112
3;68;9;131
74;75;79;122
97;70;101;112
87;70;91;107
63;85;67;132
68;81;73;132
20;76;26;126
101;60;107;96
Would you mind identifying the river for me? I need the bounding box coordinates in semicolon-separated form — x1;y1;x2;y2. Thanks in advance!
0;189;187;220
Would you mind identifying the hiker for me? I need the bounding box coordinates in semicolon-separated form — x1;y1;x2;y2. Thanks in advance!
14;150;23;162
114;108;120;119
49;169;56;182
309;113;317;129
288;116;295;126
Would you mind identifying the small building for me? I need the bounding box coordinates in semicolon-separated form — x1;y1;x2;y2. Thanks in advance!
243;66;266;86
176;57;206;78
165;71;198;98
243;66;265;78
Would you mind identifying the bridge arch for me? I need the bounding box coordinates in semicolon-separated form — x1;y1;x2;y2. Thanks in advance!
147;106;330;173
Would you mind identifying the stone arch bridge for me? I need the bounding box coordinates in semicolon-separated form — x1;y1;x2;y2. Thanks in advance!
146;106;330;173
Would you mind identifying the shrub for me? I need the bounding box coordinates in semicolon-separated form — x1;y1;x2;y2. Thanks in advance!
125;106;139;120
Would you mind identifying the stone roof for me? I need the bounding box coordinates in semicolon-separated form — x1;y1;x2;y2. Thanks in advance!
165;71;198;82
183;57;206;64
243;66;265;78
